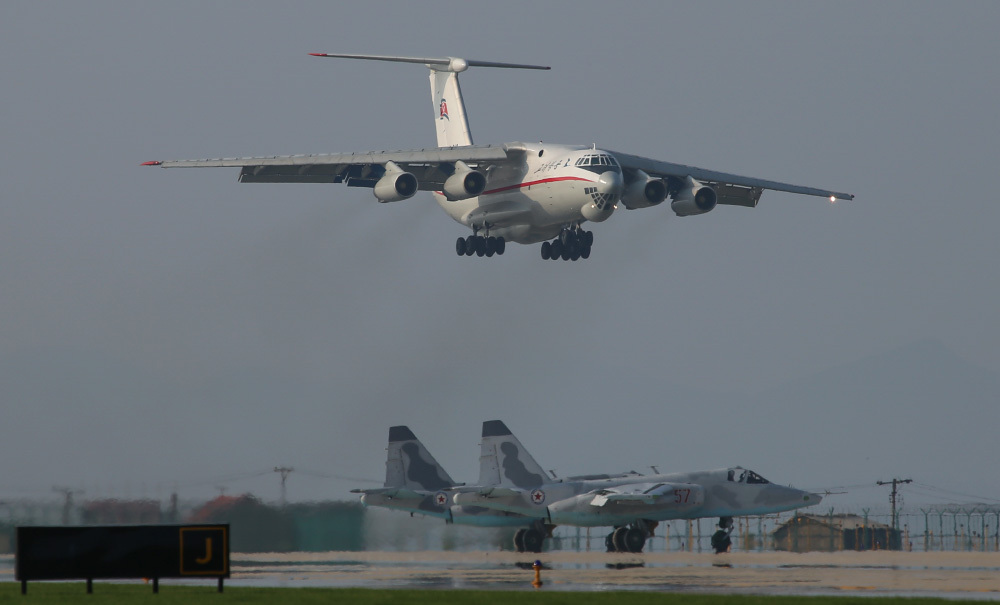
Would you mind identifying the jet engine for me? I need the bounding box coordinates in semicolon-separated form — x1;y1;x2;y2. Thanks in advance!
442;161;487;200
620;170;668;209
373;161;418;203
671;177;717;216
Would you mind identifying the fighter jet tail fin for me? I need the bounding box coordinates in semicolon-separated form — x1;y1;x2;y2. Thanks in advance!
478;420;548;488
385;425;456;490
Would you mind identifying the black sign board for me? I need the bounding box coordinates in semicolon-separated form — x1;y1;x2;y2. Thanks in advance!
16;525;229;593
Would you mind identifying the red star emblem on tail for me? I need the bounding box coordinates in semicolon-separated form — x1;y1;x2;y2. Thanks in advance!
439;99;449;120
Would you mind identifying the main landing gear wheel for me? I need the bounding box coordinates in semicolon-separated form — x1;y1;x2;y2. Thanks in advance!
513;529;526;552
606;525;649;553
458;235;505;258
542;229;594;261
521;528;544;553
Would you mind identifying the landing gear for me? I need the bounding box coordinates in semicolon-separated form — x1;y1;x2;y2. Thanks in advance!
711;517;734;554
513;526;545;553
605;522;653;553
540;227;594;261
456;235;505;258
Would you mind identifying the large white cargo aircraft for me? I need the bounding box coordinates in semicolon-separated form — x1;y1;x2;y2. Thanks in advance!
144;53;853;261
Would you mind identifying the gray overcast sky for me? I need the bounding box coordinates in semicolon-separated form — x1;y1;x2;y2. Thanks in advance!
1;2;998;509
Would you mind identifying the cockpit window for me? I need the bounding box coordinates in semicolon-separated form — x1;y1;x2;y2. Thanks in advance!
575;154;621;174
728;468;769;484
575;154;620;167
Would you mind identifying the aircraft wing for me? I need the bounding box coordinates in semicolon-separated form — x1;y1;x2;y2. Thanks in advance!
143;145;517;190
609;149;854;207
588;482;703;508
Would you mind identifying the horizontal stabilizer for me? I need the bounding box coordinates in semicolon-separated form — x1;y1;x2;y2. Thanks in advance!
310;53;549;72
350;487;424;500
476;486;523;498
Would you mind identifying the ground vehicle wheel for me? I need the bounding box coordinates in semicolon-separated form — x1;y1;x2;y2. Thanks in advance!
522;529;544;553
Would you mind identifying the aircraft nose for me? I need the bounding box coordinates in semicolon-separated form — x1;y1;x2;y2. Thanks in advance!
597;170;623;198
803;491;823;506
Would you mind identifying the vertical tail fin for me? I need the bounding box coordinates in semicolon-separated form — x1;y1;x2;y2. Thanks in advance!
478;420;548;488
385;425;456;490
430;68;473;147
309;53;549;148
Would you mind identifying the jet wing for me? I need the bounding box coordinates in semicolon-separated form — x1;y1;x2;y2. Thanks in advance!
609;149;854;207
143;145;518;190
588;482;703;508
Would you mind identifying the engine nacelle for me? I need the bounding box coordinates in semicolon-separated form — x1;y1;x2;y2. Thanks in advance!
671;177;717;216
373;161;418;203
620;170;668;209
442;161;486;200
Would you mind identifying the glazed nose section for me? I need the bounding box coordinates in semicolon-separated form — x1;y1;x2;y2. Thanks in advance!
597;170;624;199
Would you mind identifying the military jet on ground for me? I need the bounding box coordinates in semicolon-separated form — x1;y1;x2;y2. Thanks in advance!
455;420;822;553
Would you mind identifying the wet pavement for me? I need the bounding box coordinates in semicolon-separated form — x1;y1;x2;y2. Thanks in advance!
4;551;1000;598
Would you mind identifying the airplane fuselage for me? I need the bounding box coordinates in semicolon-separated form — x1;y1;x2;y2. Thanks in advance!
434;143;623;244
453;467;819;528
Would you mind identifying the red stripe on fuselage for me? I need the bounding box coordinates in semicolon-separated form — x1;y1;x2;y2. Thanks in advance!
483;176;592;196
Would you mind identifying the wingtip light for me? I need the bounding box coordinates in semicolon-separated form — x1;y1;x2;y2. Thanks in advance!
141;161;162;166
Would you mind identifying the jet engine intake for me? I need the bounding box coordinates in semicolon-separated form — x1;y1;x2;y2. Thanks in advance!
620;170;668;209
671;177;717;216
442;161;487;200
373;161;418;203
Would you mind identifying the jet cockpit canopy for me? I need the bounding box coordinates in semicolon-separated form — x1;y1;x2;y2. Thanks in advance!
727;467;770;485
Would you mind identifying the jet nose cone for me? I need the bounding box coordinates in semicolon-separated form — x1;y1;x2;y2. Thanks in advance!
597;170;623;197
803;492;823;506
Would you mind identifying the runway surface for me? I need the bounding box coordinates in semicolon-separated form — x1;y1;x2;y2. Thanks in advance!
231;551;1000;598
4;551;1000;598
